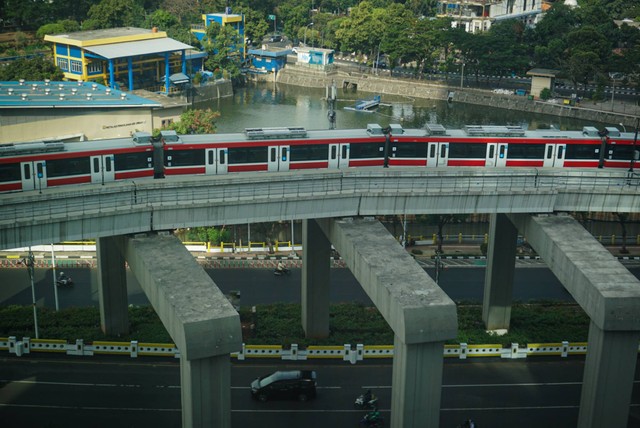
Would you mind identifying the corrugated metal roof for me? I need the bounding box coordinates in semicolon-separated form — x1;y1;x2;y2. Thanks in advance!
0;81;162;108
84;38;194;59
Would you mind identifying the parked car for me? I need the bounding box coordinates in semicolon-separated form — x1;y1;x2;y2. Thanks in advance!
250;370;317;402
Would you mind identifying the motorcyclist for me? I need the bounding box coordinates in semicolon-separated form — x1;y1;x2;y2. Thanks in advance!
276;261;286;273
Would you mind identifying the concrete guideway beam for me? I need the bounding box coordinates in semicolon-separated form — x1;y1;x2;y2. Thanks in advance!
122;233;242;359
316;217;458;344
507;213;640;331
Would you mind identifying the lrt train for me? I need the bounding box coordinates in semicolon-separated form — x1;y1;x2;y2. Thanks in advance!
0;123;637;193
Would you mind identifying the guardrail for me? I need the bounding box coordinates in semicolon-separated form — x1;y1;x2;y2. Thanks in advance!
0;336;598;363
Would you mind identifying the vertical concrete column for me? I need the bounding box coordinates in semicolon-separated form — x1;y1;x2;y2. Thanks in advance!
482;213;518;330
391;335;445;428
578;320;640;428
96;236;128;335
301;219;331;338
181;355;231;428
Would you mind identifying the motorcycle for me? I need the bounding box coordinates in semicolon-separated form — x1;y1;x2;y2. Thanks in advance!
273;267;291;276
359;409;383;427
355;390;378;409
56;272;73;287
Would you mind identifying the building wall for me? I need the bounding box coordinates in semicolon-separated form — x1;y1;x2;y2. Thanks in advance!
0;108;155;143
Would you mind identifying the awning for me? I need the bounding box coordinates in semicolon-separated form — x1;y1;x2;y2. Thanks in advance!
169;73;190;84
84;38;194;59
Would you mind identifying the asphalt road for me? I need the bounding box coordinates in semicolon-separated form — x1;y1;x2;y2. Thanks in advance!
2;354;640;428
6;264;635;309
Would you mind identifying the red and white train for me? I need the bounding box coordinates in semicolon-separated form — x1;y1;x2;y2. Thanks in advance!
0;123;637;193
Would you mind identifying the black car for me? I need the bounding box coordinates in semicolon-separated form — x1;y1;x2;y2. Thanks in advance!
250;370;317;402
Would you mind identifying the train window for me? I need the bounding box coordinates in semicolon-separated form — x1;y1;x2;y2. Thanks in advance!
23;164;31;180
229;147;268;164
341;145;348;158
47;158;90;177
106;157;112;171
281;147;288;161
565;145;600;160
350;142;384;159
488;145;495;158
546;146;553;159
448;142;486;159
270;148;276;163
606;144;635;160
220;150;226;165
36;163;44;178
93;158;100;173
557;146;564;159
0;163;21;183
208;151;214;165
331;145;337;160
393;143;427;158
291;144;329;161
499;145;505;158
506;144;545;159
429;145;436;158
116;152;156;170
160;149;203;167
440;144;446;158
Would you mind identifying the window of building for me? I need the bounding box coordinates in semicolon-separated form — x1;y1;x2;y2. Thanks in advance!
57;58;69;71
70;60;82;73
87;62;102;74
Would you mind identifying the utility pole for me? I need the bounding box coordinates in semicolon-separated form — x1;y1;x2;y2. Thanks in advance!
24;248;39;338
326;80;337;129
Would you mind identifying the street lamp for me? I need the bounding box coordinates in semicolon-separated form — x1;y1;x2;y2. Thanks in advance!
619;122;627;132
23;248;39;338
303;23;313;47
609;72;624;111
460;63;465;89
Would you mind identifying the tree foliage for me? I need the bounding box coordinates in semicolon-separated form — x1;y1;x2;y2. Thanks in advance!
167;108;220;134
0;57;64;81
82;0;146;30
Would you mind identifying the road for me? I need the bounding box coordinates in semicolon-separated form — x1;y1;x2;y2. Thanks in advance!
2;354;640;428
0;264;616;309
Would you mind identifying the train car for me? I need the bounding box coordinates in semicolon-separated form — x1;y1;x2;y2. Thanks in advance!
0;124;636;193
0;132;156;193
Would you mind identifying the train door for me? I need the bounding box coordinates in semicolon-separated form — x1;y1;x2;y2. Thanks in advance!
495;143;508;167
426;142;448;167
20;161;47;192
268;145;290;172
90;155;115;184
205;148;228;175
328;143;349;169
485;143;497;167
543;143;565;167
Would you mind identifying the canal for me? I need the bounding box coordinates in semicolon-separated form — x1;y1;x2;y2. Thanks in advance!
200;81;602;133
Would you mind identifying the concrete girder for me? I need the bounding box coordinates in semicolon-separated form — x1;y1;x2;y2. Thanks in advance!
122;233;242;360
316;217;457;345
507;213;640;331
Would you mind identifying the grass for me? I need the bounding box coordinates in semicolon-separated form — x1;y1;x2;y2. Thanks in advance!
0;301;590;347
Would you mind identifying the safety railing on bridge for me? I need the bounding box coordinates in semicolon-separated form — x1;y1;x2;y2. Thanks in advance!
0;336;601;363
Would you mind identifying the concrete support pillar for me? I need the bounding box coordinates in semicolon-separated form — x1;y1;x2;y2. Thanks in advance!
181;354;232;428
578;320;640;428
96;236;129;335
301;219;331;338
391;335;445;428
482;213;518;330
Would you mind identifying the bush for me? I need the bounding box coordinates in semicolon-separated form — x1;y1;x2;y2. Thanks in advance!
0;302;590;348
539;87;552;101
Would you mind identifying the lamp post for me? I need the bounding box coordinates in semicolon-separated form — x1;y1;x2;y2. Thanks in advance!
303;23;313;47
610;72;623;112
619;122;627;132
460;63;465;89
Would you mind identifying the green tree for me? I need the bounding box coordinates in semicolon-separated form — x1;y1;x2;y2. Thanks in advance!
0;57;64;81
36;20;81;40
203;22;244;78
168;108;220;134
83;0;146;30
234;6;270;46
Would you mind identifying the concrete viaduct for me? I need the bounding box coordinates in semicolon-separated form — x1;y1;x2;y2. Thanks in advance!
1;167;640;428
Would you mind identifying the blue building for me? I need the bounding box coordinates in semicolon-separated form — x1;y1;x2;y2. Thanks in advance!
247;47;291;73
191;10;246;60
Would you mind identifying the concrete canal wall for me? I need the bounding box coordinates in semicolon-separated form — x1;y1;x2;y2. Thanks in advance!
272;65;639;129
